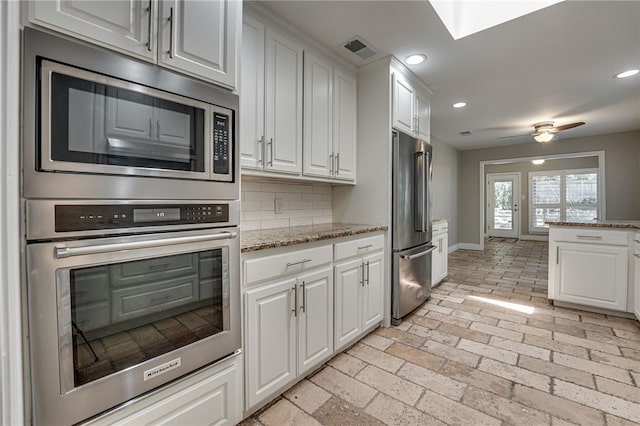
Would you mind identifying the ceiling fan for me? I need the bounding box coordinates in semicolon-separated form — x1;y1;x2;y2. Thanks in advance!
499;121;586;143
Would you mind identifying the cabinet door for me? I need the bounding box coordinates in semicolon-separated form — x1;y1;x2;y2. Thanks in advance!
416;92;431;142
333;69;357;181
392;73;415;135
362;252;384;330
265;28;303;174
635;253;640;320
303;53;333;178
245;277;297;409
240;15;265;170
431;236;442;287
440;234;448;281
334;259;362;351
155;107;192;147
297;267;334;376
28;0;155;61
554;242;628;311
159;0;239;88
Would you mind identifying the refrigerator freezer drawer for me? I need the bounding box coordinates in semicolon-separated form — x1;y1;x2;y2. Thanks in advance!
391;243;434;324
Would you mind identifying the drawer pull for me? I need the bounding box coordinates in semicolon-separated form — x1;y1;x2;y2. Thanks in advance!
358;244;374;250
576;235;603;240
286;259;311;267
149;263;170;270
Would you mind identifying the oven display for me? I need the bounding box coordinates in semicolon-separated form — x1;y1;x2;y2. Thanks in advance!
133;208;181;223
55;203;230;232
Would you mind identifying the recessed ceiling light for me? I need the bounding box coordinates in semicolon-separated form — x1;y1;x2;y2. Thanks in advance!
452;102;467;108
531;159;545;165
615;69;639;78
406;54;426;65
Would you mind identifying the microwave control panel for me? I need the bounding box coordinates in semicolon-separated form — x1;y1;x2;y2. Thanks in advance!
213;113;230;175
55;203;230;232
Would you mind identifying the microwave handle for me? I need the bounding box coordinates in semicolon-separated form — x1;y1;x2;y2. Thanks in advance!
55;231;237;259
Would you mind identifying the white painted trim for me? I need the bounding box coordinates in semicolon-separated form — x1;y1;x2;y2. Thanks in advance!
447;244;460;254
458;243;483;251
478;150;605;253
0;2;24;425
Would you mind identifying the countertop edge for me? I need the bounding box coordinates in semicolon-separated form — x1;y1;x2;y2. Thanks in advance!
241;225;388;253
546;221;640;229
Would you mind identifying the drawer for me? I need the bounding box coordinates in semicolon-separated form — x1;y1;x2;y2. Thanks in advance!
432;220;448;233
244;245;332;285
550;228;629;246
74;301;110;332
334;234;384;261
112;253;198;287
72;267;109;305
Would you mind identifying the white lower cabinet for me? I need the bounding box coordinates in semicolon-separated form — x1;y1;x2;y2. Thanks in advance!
334;235;385;352
549;228;629;312
431;220;448;287
633;233;640;320
245;265;333;410
84;354;242;425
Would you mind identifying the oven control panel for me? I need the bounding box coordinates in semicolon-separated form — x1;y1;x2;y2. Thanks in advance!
55;203;230;232
213;112;230;175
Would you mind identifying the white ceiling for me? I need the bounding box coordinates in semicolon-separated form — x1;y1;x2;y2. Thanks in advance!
258;0;640;150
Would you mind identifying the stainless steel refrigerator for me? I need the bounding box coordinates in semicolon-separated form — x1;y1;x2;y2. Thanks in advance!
391;130;434;325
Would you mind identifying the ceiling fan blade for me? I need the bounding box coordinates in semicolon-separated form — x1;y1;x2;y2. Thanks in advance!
554;122;585;132
498;133;530;139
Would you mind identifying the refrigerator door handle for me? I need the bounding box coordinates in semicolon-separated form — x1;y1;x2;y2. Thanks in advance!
400;245;436;260
413;151;426;232
424;151;431;233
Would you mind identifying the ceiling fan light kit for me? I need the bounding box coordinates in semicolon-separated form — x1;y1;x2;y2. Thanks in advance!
533;132;555;143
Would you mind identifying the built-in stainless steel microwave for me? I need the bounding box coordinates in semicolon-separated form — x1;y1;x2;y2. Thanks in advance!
22;28;239;201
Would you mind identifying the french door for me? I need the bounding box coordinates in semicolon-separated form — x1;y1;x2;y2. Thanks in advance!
487;173;520;238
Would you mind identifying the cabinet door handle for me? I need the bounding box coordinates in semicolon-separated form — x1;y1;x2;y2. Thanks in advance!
576;235;603;240
291;286;297;317
300;281;306;313
336;153;340;176
329;153;334;174
439;238;443;253
286;258;311;267
257;135;264;166
360;262;365;287
556;246;559;264
168;7;175;58
146;1;153;52
365;260;370;285
268;138;274;166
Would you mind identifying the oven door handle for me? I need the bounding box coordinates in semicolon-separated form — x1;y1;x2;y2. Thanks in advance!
54;231;237;259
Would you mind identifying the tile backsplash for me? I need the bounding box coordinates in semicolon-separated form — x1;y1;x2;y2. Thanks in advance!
241;177;333;230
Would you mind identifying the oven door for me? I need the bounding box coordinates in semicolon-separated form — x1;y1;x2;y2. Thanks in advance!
26;228;240;425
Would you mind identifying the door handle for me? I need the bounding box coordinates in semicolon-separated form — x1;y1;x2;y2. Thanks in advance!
291;286;297;317
257;135;264;166
401;245;436;260
336;153;340;176
300;281;306;313
146;1;153;52
329;153;334;174
414;151;426;232
168;7;175;58
268;138;274;167
360;262;365;287
55;231;237;258
365;260;370;285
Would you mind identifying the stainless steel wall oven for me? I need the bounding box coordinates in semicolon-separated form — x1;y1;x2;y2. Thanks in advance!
22;29;241;425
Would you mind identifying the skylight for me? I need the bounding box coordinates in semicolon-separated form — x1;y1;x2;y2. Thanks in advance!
429;0;564;40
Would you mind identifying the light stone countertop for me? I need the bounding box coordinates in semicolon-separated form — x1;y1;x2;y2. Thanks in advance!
546;220;640;229
241;223;387;253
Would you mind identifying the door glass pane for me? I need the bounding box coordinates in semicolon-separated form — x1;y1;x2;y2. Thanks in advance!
70;249;226;387
50;71;205;172
493;180;513;230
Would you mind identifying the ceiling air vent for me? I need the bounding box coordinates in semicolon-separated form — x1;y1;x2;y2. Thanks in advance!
460;131;473;136
342;37;377;60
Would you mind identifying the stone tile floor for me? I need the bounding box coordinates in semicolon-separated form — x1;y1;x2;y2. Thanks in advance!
241;239;640;426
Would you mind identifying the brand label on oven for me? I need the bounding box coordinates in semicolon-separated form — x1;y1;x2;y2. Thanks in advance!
143;358;181;381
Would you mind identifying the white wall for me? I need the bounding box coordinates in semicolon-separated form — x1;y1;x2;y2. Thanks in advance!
430;136;460;247
0;2;24;424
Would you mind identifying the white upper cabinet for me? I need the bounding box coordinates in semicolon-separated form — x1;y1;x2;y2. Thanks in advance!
158;0;239;88
303;52;333;179
392;70;431;142
416;91;431;142
239;14;265;169
265;28;303;175
28;0;240;89
392;73;415;135
28;0;154;60
333;70;357;181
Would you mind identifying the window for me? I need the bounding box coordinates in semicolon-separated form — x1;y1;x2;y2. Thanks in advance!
529;169;599;233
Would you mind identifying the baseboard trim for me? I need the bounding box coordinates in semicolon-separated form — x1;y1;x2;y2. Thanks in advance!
457;243;483;251
448;243;460;254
